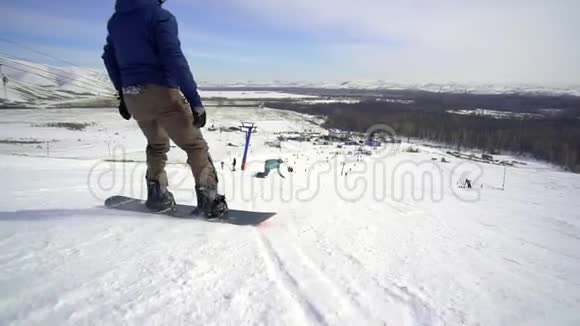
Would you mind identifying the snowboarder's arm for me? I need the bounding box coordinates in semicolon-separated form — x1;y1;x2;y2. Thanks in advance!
102;35;122;91
155;9;203;108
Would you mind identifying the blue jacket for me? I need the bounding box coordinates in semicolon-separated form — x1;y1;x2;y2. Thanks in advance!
102;0;203;108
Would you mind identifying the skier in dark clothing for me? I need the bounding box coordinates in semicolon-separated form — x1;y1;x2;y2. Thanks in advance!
232;158;237;171
465;178;473;189
102;0;228;218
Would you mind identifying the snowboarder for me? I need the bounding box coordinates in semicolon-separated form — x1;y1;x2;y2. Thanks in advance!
255;159;285;178
102;0;228;219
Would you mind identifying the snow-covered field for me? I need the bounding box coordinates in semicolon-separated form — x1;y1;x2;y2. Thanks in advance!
199;90;315;99
447;109;544;119
299;98;361;104
1;107;580;325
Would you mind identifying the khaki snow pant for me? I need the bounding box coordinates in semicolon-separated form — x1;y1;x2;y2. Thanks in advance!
124;84;217;190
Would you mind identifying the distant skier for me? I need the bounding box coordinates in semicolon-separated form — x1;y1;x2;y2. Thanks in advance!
220;161;225;170
232;158;237;171
102;0;228;219
465;178;472;189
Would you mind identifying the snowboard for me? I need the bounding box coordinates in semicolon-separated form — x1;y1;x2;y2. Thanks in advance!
104;195;276;226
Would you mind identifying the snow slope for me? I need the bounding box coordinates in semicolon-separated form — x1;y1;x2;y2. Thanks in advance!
0;56;113;104
0;57;312;107
1;107;580;325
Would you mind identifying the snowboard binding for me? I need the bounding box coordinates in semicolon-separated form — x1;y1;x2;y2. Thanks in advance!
192;187;229;220
145;180;176;213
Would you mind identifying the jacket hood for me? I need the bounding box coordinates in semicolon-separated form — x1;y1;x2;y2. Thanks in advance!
115;0;159;13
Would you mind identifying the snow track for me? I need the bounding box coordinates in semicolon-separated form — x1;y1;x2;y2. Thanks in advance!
257;227;373;326
299;224;438;326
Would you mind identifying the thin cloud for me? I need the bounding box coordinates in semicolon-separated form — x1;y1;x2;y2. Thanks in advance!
230;0;580;84
3;1;579;84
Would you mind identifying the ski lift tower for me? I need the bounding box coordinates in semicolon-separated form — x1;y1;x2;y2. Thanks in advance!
240;122;257;171
0;64;7;100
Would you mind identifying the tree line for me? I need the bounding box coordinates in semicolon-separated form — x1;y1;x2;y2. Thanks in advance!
267;93;580;172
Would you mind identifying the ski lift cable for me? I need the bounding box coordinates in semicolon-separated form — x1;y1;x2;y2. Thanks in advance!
3;65;104;96
7;75;107;100
0;64;99;98
0;37;87;70
0;57;112;94
5;78;41;88
0;38;113;90
0;56;112;92
0;62;113;96
1;75;76;101
6;78;63;97
1;61;113;96
0;59;112;95
0;51;111;88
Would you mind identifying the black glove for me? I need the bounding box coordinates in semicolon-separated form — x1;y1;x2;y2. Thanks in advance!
117;91;131;120
191;105;207;128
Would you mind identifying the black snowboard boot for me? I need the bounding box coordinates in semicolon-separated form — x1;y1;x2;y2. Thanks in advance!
145;180;175;212
192;186;229;219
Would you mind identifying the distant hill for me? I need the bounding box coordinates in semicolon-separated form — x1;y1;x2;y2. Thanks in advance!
1;56;579;108
0;56;113;107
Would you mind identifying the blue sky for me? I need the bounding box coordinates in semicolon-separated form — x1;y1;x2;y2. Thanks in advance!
1;0;579;85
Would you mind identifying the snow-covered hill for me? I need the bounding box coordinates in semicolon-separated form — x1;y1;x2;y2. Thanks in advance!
0;106;579;325
0;56;114;105
2;57;579;108
204;80;580;97
0;57;313;107
330;80;580;96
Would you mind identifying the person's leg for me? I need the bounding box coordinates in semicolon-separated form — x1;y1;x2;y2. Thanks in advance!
126;85;225;217
136;120;170;187
135;120;175;210
124;87;175;211
158;94;228;217
153;89;227;217
154;89;218;191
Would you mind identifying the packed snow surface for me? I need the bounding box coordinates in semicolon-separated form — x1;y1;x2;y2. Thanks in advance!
0;107;579;325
